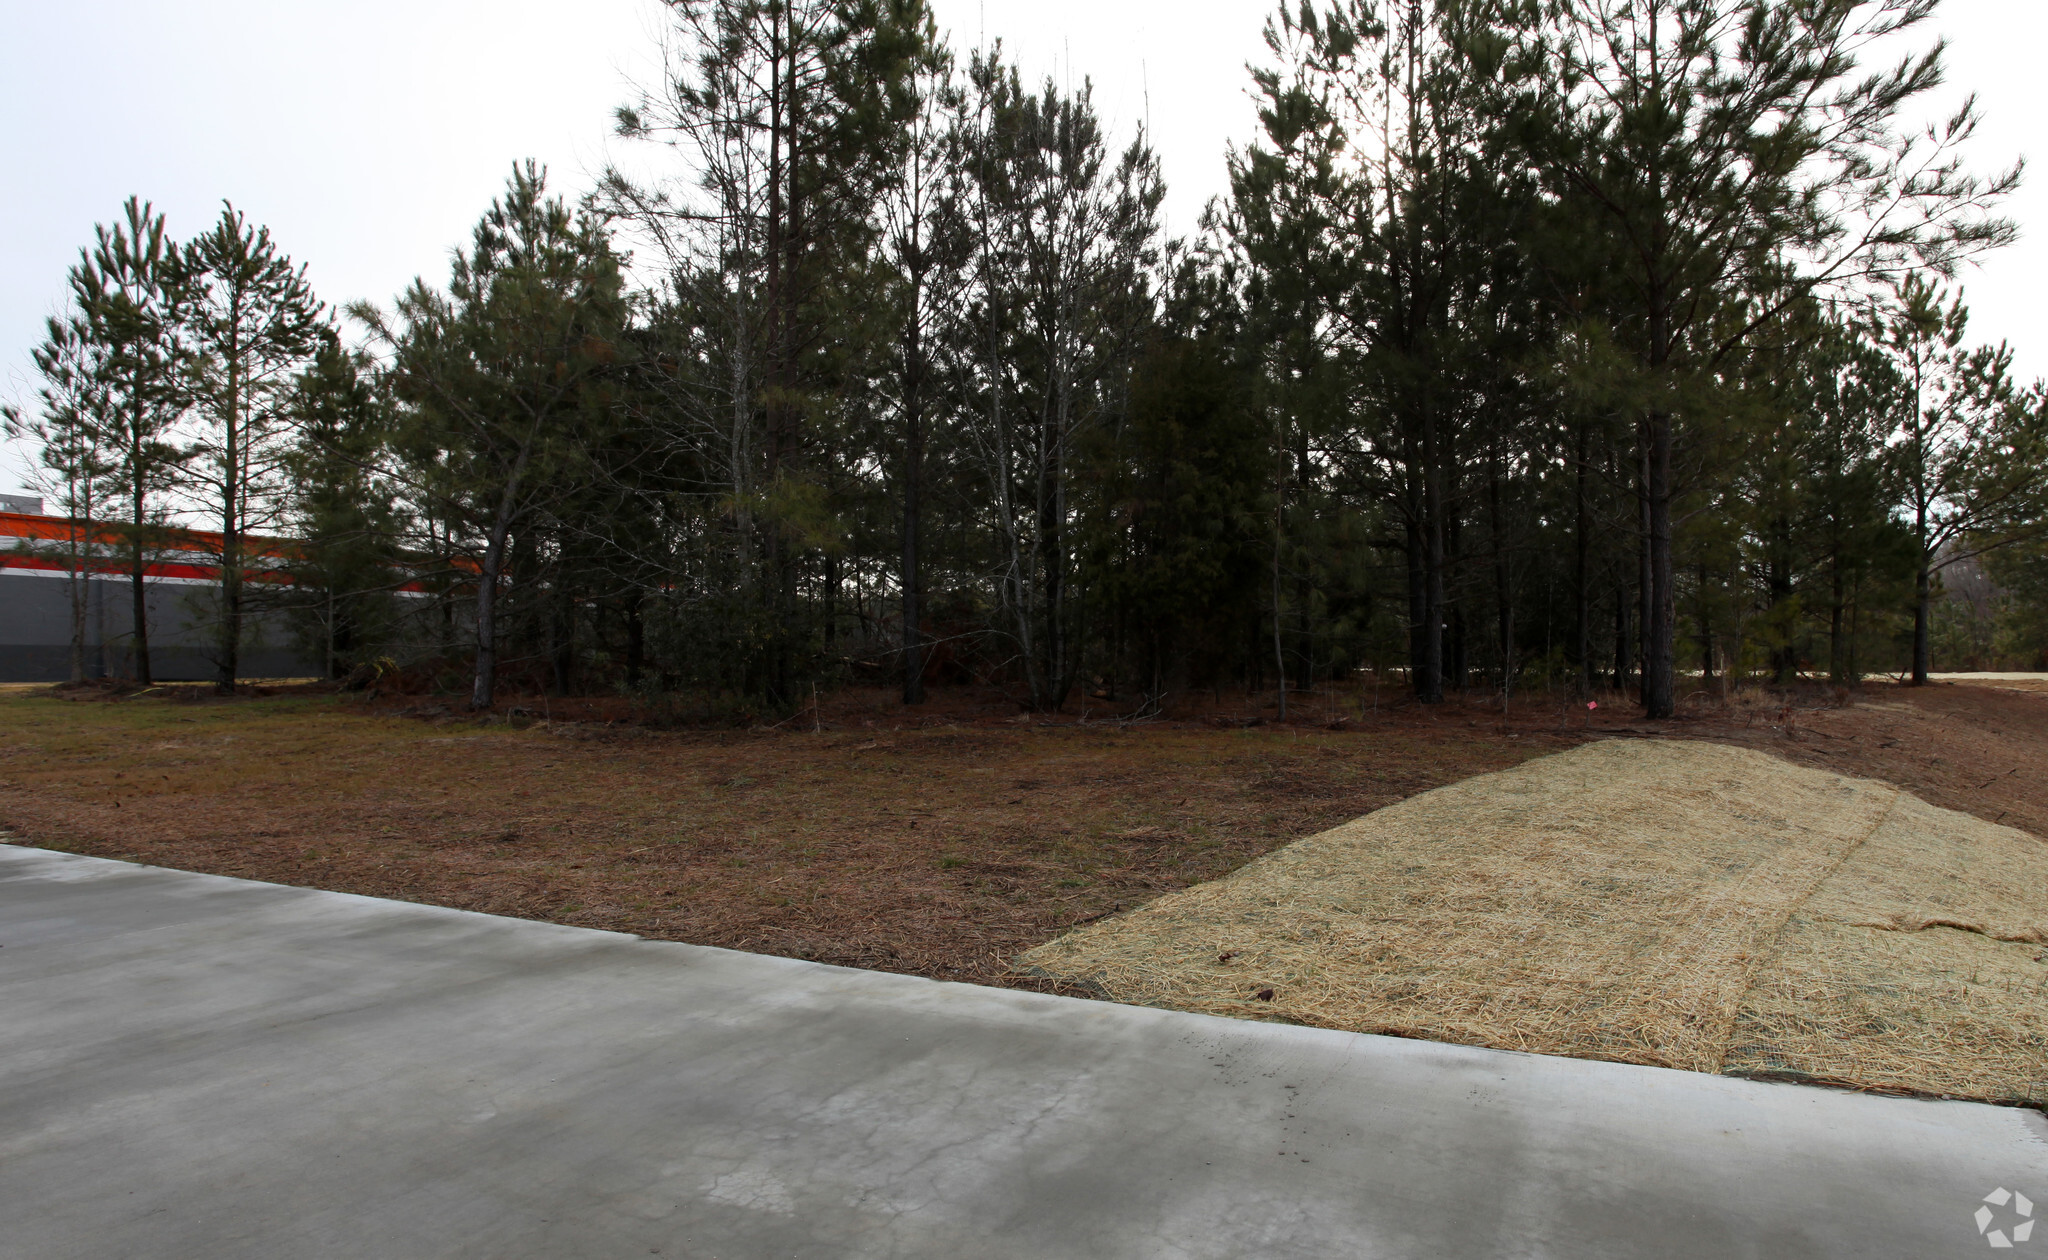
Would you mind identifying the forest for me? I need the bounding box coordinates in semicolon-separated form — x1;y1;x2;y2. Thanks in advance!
9;0;2048;717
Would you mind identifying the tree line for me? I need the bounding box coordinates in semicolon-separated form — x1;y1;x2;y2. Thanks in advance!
10;0;2048;714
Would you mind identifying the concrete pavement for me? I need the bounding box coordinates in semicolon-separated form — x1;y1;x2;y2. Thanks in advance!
2;843;2043;1259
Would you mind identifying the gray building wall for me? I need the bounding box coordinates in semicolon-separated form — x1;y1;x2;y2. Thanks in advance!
0;569;319;683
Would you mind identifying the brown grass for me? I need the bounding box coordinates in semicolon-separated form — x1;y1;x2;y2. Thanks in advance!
0;683;1572;986
1;674;2041;1037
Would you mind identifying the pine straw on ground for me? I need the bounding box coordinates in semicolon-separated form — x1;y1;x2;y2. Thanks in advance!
0;685;1570;987
1018;739;2048;1106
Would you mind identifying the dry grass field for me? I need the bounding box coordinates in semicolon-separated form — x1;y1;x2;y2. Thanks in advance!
0;682;1570;984
1;677;2042;1012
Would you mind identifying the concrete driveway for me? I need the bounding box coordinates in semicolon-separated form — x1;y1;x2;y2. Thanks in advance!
2;843;2043;1259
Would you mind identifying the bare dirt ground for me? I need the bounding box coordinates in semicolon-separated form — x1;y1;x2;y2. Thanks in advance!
0;678;2039;992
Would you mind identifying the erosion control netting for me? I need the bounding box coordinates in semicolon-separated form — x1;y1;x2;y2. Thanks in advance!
1016;740;2048;1105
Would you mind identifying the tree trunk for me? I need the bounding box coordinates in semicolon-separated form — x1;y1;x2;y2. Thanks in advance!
1446;505;1464;691
1848;575;1863;682
1828;598;1846;684
1639;417;1675;717
901;353;924;704
129;461;151;686
1768;518;1796;685
1404;511;1425;693
471;437;535;710
472;528;506;710
1489;446;1513;700
756;4;802;711
216;350;244;694
1614;582;1632;691
1045;377;1075;711
1495;581;1514;700
901;494;922;703
66;513;88;684
1416;420;1446;704
551;552;575;696
1910;480;1932;684
624;590;645;688
1572;419;1590;694
822;551;840;651
68;576;87;683
1912;561;1932;685
1449;604;1466;692
1291;430;1313;696
218;546;242;692
1272;475;1288;721
91;561;108;680
1828;555;1849;684
1697;563;1716;685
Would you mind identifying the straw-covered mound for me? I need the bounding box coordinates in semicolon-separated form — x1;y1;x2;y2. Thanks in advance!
1016;740;2048;1104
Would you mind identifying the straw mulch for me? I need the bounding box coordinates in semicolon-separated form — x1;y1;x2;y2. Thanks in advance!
1015;740;2048;1105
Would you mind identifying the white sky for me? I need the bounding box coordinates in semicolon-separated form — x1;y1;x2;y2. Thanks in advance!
3;0;2041;494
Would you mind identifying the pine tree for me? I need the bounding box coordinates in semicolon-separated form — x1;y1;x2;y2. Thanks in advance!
358;164;630;710
1871;279;2048;684
608;0;922;706
183;203;328;691
956;54;1165;710
74;198;189;685
283;337;402;679
3;314;119;681
1489;0;2019;717
869;3;962;705
1090;335;1269;707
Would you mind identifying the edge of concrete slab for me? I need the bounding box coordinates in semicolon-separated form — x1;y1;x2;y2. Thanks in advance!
5;842;2046;1260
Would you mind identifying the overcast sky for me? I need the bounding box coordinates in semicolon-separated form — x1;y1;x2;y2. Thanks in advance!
4;0;2041;494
